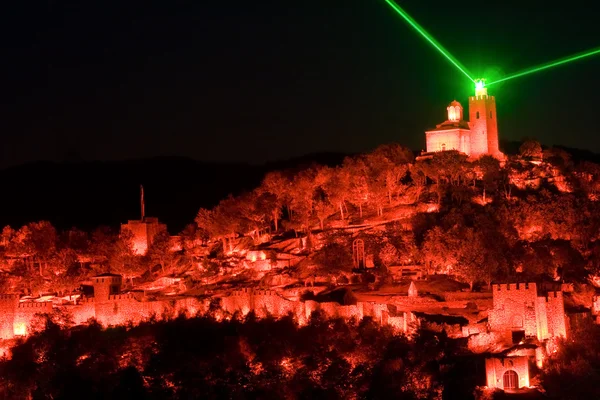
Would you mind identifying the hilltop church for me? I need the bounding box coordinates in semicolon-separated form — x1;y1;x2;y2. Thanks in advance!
425;82;503;159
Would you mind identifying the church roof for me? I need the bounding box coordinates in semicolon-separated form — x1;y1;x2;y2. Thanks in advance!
426;120;470;132
448;100;462;107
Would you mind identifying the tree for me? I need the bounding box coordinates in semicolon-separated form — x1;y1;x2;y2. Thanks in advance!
379;243;399;268
323;167;350;221
259;170;291;221
314;198;335;231
195;196;241;252
476;155;501;202
109;230;144;284
344;157;370;218
236;191;269;242
519;139;542;159
27;221;57;276
147;230;177;274
540;324;600;399
1;225;14;248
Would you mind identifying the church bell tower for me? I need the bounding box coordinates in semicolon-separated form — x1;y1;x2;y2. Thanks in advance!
468;79;500;157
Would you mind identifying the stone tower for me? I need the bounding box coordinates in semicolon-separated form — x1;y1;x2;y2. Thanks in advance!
468;81;500;157
92;273;122;302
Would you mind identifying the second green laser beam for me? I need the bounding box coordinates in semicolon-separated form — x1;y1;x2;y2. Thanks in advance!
383;0;475;83
487;47;600;86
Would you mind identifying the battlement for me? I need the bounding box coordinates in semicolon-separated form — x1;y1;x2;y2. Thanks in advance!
545;291;562;300
493;282;536;292
108;293;135;301
79;297;95;304
17;302;53;309
231;288;277;297
469;95;495;101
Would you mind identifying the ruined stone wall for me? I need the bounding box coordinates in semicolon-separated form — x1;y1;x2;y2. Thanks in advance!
485;356;529;390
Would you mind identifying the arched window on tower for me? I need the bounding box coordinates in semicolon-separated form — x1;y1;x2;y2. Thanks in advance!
476;111;480;119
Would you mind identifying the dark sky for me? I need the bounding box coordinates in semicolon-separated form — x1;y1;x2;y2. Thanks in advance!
1;0;599;168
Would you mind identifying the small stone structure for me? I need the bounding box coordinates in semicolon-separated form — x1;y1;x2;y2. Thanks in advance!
485;356;529;391
121;217;167;255
408;282;418;297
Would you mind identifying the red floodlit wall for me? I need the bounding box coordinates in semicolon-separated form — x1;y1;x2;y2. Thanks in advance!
0;295;19;339
489;283;567;341
71;300;96;325
485;356;530;389
489;283;539;337
121;219;167;255
220;289;407;332
425;129;470;154
545;292;567;338
14;302;53;336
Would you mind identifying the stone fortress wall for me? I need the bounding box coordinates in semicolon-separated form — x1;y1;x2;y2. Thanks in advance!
220;288;412;332
488;282;567;341
0;274;206;339
484;282;568;391
0;277;569;369
0;275;578;394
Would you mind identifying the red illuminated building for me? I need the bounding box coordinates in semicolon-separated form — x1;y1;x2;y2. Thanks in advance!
425;83;503;158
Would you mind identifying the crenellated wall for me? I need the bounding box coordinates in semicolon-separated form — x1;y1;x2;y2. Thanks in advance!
14;302;53;336
488;283;567;341
0;291;209;340
219;288;409;332
489;283;538;337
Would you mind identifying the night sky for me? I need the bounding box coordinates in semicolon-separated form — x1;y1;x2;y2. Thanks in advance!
1;0;600;168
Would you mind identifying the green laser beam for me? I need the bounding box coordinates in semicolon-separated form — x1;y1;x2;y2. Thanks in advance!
487;47;600;86
383;0;475;83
